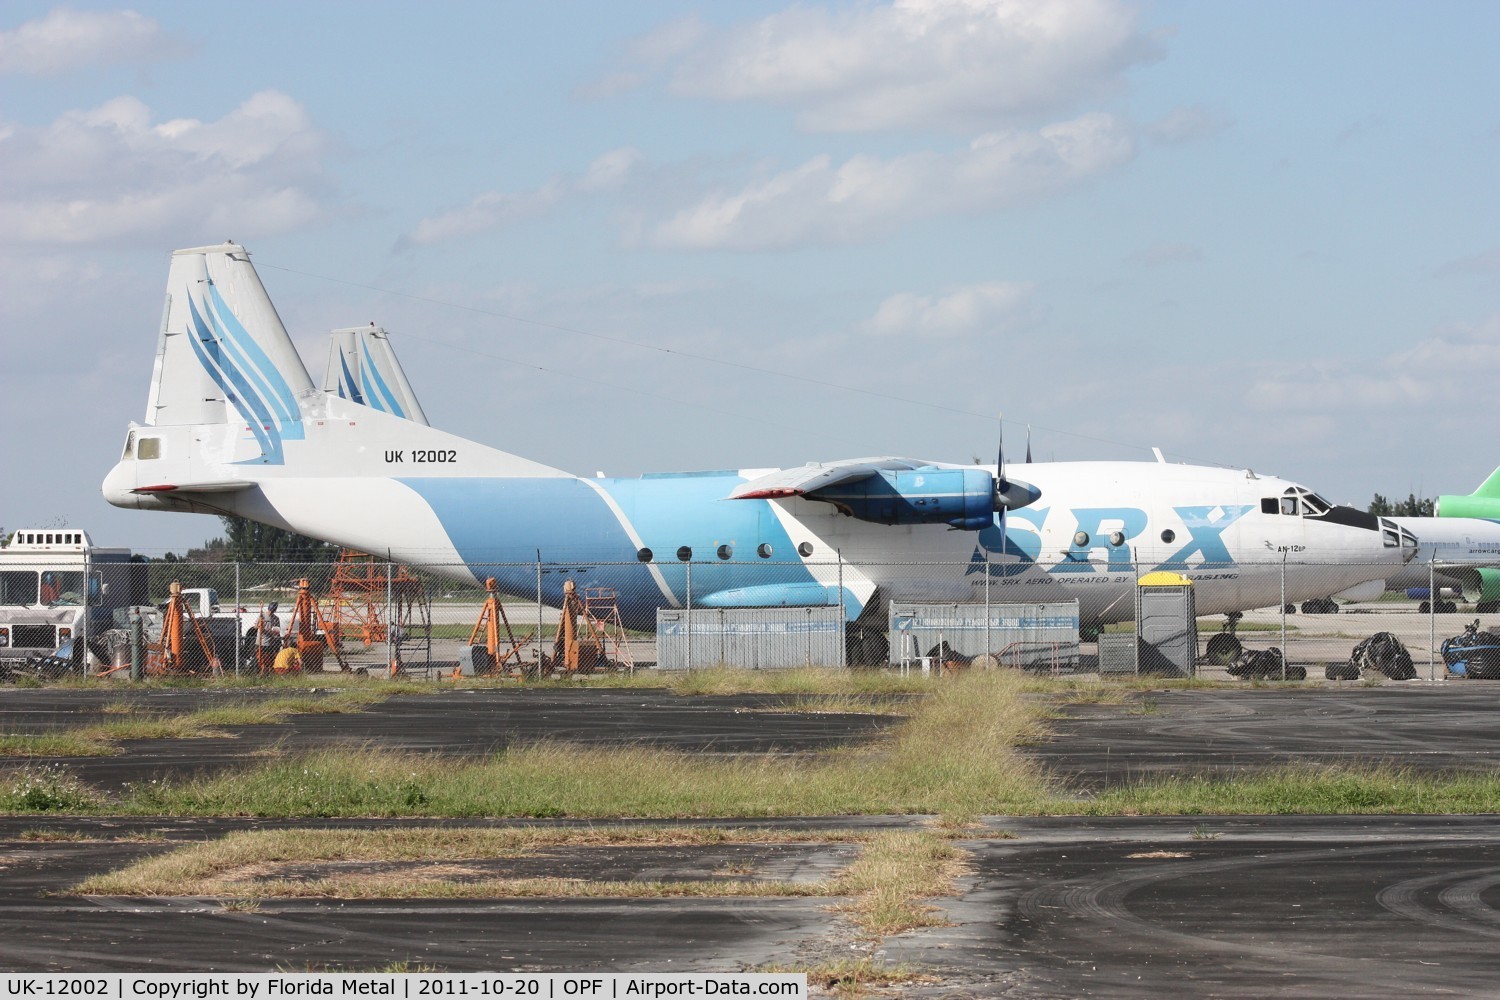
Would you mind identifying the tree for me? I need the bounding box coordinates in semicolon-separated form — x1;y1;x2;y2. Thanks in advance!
218;517;340;563
1368;493;1433;517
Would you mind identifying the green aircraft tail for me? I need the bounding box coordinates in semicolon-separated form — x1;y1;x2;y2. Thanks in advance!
1437;466;1500;519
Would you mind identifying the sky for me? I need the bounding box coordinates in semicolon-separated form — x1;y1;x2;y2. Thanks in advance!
1;0;1497;556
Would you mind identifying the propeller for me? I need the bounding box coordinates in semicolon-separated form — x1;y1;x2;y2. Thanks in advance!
993;412;1041;511
996;413;1008;500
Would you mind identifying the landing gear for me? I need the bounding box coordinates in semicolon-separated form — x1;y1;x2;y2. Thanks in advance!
1204;611;1244;665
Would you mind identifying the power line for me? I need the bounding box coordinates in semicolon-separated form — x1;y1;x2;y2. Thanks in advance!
258;258;1165;460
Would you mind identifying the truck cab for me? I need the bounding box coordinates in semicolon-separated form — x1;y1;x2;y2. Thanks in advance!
0;530;143;668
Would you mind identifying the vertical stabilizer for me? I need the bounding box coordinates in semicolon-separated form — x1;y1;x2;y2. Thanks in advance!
145;243;315;464
322;324;430;425
1438;465;1500;518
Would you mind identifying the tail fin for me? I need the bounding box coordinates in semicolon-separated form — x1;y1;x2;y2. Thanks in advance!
1437;465;1500;518
146;243;314;463
321;324;430;425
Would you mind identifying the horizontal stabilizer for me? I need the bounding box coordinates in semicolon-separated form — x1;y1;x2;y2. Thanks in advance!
132;480;255;494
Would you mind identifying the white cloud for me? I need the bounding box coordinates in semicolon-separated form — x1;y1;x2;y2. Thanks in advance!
578;146;644;192
1436;247;1500;281
1247;315;1500;411
0;7;177;75
0;91;330;246
865;281;1036;338
1145;105;1232;144
403;179;567;247
649;112;1134;250
613;0;1160;132
403;147;642;247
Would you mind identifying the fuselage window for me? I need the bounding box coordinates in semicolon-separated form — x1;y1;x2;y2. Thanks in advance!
1108;531;1125;547
676;546;692;562
1073;531;1090;547
1262;498;1278;515
716;544;733;560
757;543;773;558
636;548;653;563
137;437;161;460
1161;529;1176;544
1280;497;1299;516
797;542;814;557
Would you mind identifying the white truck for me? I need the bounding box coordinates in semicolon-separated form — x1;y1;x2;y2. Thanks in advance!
0;529;144;670
173;587;278;639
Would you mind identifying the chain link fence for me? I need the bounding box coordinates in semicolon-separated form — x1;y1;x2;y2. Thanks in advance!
55;556;1500;682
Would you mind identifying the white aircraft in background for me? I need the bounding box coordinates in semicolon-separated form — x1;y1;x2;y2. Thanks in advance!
1376;470;1500;611
102;244;1417;640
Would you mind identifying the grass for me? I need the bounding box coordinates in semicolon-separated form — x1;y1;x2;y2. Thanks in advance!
0;733;117;757
100;669;1050;818
1086;763;1500;815
9;667;1500;820
0;690;389;759
74;825;965;938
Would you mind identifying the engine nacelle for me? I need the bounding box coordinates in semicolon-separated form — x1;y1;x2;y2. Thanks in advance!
807;468;998;530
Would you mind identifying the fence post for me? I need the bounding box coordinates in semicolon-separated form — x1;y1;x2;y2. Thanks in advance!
837;550;846;668
686;560;693;670
536;558;543;673
385;560;395;677
80;543;91;677
984;551;992;660
1132;558;1141;676
129;608;142;682
233;562;242;676
1429;558;1437;682
1279;554;1288;680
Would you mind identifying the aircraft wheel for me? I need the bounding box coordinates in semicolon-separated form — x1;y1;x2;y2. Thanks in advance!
1438;600;1459;614
1325;661;1360;680
1419;601;1431;614
1477;601;1500;614
1205;633;1242;665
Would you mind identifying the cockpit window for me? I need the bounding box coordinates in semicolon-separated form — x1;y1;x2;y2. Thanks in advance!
1271;486;1332;517
1302;492;1331;515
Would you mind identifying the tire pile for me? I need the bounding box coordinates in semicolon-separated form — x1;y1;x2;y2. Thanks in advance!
1327;632;1416;680
1227;646;1306;681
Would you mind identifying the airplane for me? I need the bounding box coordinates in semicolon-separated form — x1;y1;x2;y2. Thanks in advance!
1382;517;1500;612
102;243;1418;650
1371;470;1500;612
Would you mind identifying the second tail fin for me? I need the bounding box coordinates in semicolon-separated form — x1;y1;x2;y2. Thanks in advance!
322;324;430;425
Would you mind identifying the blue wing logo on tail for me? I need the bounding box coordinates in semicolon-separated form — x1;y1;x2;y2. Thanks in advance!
185;283;304;464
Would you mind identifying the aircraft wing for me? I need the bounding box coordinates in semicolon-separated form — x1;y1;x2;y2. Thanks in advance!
729;458;936;499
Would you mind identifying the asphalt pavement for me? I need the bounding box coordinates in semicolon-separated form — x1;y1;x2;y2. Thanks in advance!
2;683;1499;995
